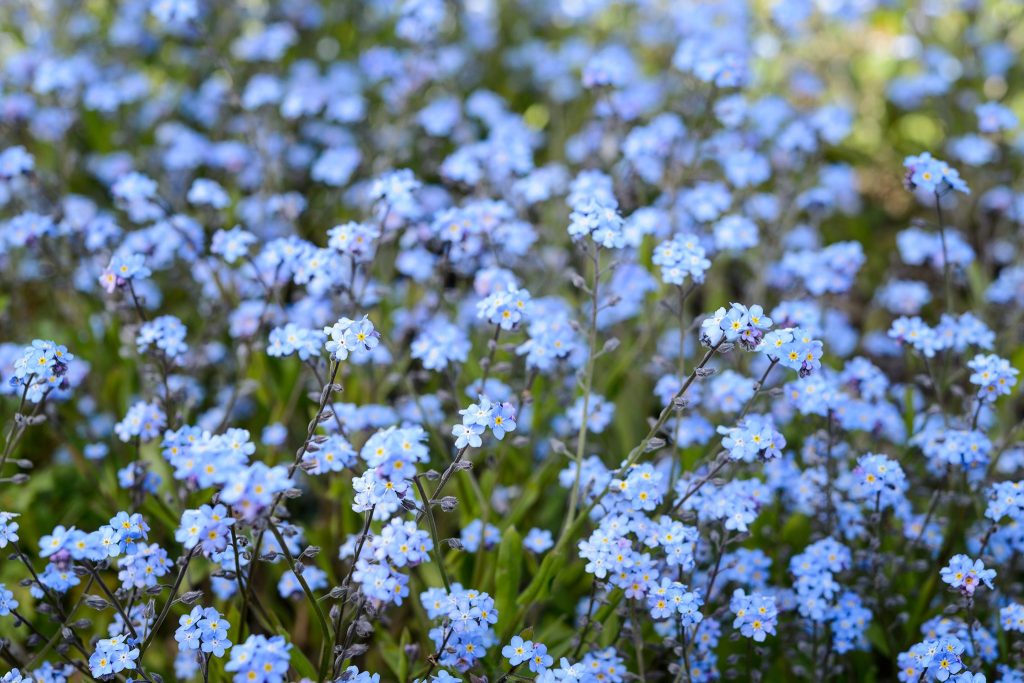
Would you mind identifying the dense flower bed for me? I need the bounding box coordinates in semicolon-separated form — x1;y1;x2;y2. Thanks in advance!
1;1;1023;682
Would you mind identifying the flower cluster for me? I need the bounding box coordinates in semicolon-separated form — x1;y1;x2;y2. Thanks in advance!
268;323;325;361
175;606;233;658
851;453;908;509
349;426;430;515
985;481;1024;524
302;433;357;474
653;233;711;285
421;585;499;671
967;354;1019;400
175;504;235;553
477;285;532;330
225;634;291;683
940;555;996;597
99;252;151;293
114;400;166;442
646;578;703;624
786;537;871;654
904;153;970;195
0;512;18;548
324;316;380;362
762;328;825;377
453;396;517;448
568;189;626;249
898;636;975;682
136;315;189;360
718;414;786;462
501;635;552;672
8;340;74;403
681;477;767;533
29;513;153;601
888;313;994;358
1001;604;1024;633
730;590;778;643
701;303;773;349
88;634;139;678
117;542;170;589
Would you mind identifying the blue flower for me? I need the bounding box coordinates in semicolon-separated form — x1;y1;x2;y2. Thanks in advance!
523;528;553;553
0;584;18;616
501;635;535;666
452;422;483;449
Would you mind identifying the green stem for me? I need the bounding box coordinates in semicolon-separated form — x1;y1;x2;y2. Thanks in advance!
242;360;341;616
934;192;953;314
267;521;334;681
139;546;197;659
331;506;376;678
562;245;601;537
737;359;778;421
413;475;453;592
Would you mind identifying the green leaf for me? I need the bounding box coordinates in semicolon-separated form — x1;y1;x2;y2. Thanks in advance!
141;496;179;533
290;643;318;680
517;546;564;607
600;611;620;648
378;628;404;681
495;526;523;642
865;624;891;658
552;588;622;658
780;512;810;546
504;458;558;529
398;627;412;682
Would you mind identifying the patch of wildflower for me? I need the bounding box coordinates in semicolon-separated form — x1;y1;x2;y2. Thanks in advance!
3;2;1024;682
